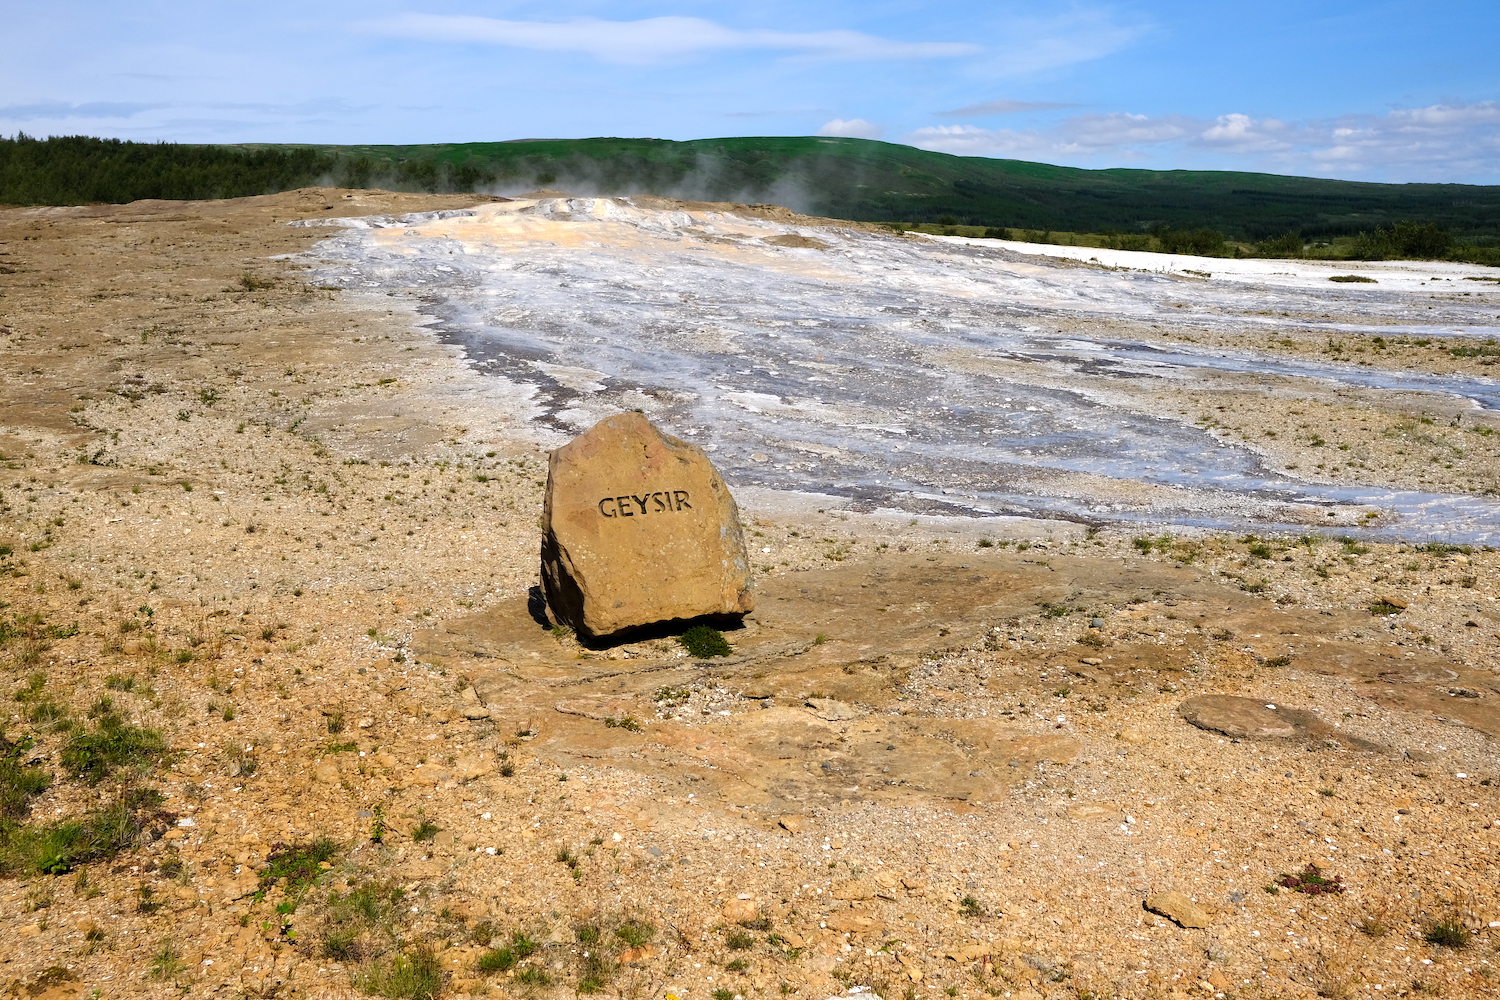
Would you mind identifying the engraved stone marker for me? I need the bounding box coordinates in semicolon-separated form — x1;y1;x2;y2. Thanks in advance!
540;412;754;639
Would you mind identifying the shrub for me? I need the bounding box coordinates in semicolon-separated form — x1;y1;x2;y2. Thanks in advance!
1329;274;1377;283
1255;230;1304;257
1156;227;1228;257
679;625;732;658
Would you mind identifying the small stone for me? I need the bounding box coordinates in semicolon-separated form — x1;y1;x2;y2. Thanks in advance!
1377;595;1408;609
778;815;804;834
618;945;658;964
357;717;374;729
722;896;758;922
1144;890;1212;928
540;411;755;639
1178;694;1298;739
1117;728;1148;744
805;697;859;721
460;704;491;720
1079;657;1103;666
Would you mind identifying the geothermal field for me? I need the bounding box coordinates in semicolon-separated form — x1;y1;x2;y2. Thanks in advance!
0;189;1498;1000
304;196;1500;538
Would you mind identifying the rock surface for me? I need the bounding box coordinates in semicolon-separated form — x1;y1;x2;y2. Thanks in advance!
540;411;754;638
1144;890;1212;928
1177;694;1299;739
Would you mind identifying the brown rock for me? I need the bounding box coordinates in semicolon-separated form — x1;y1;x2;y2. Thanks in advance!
618;944;658;964
722;896;759;923
778;814;804;834
540;412;754;638
1178;694;1298;739
1144;890;1212;928
831;878;876;901
825;909;879;933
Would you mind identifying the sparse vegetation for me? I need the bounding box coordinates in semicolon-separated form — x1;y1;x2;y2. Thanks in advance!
679;624;733;658
1422;916;1470;949
1274;863;1347;896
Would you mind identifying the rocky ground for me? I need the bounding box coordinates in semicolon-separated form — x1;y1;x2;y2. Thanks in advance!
1;192;1498;1000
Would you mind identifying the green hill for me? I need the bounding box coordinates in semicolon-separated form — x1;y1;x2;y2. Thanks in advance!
5;133;1500;244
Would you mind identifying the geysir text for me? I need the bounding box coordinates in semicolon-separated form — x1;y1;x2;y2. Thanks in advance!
598;491;692;518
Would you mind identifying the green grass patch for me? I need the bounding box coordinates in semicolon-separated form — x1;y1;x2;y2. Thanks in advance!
1;787;170;875
259;838;339;901
61;714;166;784
357;947;444;1000
679;624;732;658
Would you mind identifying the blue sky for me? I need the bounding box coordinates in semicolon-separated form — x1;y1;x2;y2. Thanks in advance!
3;1;1498;182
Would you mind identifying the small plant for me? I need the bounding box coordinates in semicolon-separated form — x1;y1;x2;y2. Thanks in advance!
327;711;346;734
515;967;550;986
1274;863;1346;896
726;929;755;950
726;958;749;972
412;821;440;842
959;895;984;917
603;716;642;732
477;946;516;973
1368;601;1405;616
357;947;444;1000
1329;274;1377;283
713;990;734;1000
258;838;337;901
654;686;690;705
679;624;732;658
1264;655;1292;668
1422;916;1470;949
555;845;579;868
615;920;655;947
370;806;387;843
149;941;186;980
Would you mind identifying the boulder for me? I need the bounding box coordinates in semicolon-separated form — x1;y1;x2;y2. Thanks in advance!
541;412;754;639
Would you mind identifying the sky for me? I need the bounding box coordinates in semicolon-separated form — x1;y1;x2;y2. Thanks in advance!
3;0;1499;183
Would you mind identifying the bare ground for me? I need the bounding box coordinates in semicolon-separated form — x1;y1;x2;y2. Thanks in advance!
1;191;1498;1000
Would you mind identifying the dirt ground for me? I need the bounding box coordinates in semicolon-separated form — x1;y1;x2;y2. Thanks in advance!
1;191;1498;1000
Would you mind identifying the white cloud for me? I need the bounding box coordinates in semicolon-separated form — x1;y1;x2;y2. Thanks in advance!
907;101;1500;180
936;99;1075;117
817;118;883;139
964;9;1145;79
362;14;981;65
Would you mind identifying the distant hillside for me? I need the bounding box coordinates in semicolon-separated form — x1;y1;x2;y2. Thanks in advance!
5;133;1500;243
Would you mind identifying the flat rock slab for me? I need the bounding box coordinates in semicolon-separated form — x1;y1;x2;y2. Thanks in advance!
1144;891;1212;928
1177;695;1302;739
540;412;754;639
